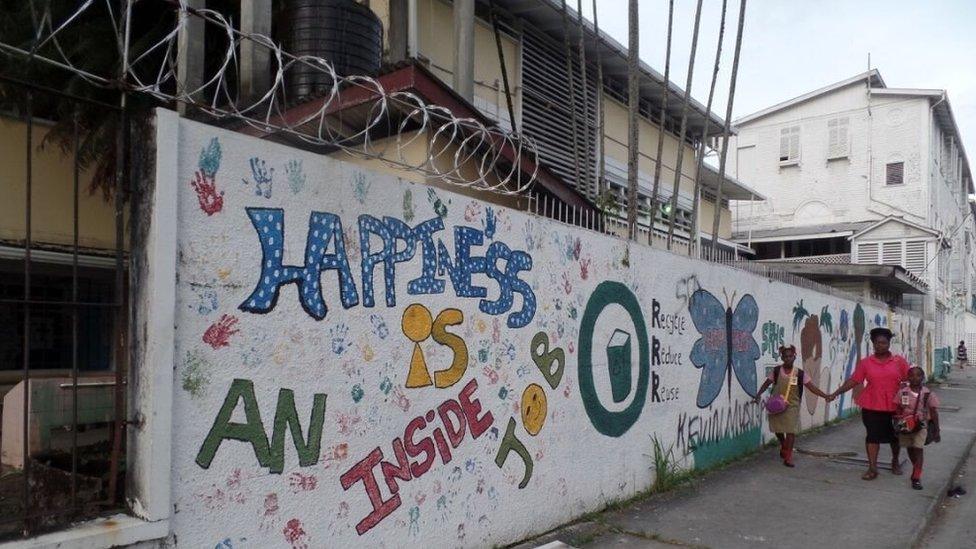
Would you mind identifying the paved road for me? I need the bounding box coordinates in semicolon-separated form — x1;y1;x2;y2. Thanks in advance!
919;424;976;548
517;369;976;549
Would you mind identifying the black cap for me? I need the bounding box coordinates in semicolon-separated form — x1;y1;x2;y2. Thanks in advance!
870;327;893;341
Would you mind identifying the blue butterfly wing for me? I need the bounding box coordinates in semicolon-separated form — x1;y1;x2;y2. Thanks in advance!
729;294;760;398
689;289;729;408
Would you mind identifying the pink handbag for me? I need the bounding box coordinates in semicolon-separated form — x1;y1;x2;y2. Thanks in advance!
765;394;789;414
765;367;797;415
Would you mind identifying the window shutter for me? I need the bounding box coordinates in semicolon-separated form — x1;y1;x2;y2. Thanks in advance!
905;240;927;275
780;126;800;163
790;130;800;160
856;242;879;264
882;241;902;265
886;162;905;185
827;117;849;158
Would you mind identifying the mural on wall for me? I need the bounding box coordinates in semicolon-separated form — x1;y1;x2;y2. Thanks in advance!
688;289;760;409
165;116;931;548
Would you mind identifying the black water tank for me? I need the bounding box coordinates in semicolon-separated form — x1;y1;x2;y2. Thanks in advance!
280;0;383;101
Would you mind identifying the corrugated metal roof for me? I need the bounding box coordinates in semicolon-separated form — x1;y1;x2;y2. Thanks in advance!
733;221;875;242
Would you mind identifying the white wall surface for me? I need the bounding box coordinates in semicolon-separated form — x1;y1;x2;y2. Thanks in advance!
729;82;932;232
150;114;931;548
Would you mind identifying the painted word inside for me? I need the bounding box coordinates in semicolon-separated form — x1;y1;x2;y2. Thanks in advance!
239;208;536;327
339;379;494;535
195;379;327;474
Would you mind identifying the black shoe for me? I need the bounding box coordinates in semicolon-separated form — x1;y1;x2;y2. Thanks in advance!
912;479;923;490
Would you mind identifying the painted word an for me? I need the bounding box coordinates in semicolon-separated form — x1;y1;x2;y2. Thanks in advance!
195;379;327;474
240;209;536;328
340;379;493;535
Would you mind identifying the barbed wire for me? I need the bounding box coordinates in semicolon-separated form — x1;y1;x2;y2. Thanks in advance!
0;0;539;195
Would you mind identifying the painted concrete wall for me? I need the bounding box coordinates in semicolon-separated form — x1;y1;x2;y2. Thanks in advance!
161;114;929;548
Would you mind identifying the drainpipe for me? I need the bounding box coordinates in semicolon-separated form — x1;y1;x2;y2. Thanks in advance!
408;0;419;57
453;0;475;101
389;0;409;62
176;0;205;115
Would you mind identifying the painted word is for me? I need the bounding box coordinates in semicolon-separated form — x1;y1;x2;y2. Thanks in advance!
239;209;536;327
340;379;494;535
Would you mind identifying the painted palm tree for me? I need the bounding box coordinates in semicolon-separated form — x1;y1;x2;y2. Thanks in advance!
791;299;809;333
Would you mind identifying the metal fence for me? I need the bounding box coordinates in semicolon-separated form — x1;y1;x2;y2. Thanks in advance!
0;77;129;539
526;193;894;312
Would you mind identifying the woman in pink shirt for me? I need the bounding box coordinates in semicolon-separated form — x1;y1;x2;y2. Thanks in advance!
829;327;910;480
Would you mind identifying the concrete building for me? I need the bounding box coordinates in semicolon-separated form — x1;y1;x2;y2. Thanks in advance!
727;69;976;352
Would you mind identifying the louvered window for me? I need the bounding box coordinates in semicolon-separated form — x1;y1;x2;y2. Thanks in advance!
521;22;600;199
779;126;800;164
886;162;905;185
905;240;927;276
827;117;849;159
882;241;902;265
856;242;880;264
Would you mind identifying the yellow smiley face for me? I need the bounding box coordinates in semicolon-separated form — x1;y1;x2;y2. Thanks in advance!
521;383;548;436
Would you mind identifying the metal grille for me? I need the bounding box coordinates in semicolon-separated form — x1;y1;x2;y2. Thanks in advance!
0;79;129;540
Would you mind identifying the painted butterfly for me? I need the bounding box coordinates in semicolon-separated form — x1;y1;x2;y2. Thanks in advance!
688;289;760;408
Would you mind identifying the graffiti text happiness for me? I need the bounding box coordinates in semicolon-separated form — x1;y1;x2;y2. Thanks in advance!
239;208;536;327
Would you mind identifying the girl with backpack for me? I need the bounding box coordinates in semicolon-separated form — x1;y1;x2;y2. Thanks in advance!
753;345;831;467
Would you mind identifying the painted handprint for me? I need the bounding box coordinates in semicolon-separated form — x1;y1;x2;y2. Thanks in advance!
243;157;274;198
427;188;448;218
282;519;308;549
285;159;306;194
288;472;318;493
579;257;592;280
202;314;239;349
198;137;222;178
352;171;371;204
483;206;497;239
464;201;481;222
402;188;415;222
330;324;350;355
190;170;224;216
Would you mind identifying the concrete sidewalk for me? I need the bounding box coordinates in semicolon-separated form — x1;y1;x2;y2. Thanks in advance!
516;369;976;549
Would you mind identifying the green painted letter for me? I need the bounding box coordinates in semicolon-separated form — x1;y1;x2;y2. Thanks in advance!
269;389;327;473
195;378;271;469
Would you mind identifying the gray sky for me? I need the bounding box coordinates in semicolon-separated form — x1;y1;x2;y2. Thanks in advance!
580;0;976;154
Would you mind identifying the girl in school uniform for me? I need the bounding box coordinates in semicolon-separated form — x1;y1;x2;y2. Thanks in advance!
754;345;831;467
893;366;941;489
